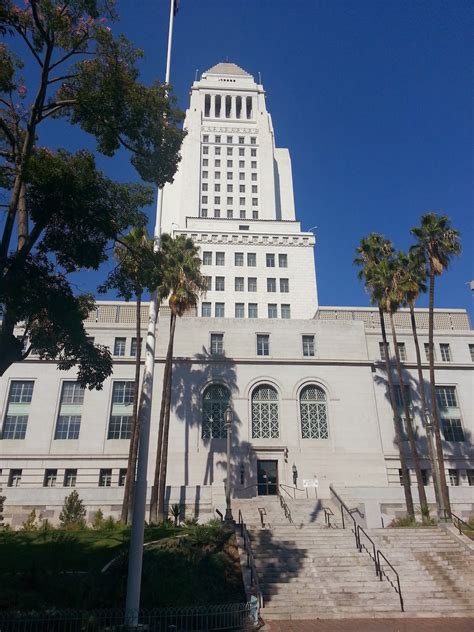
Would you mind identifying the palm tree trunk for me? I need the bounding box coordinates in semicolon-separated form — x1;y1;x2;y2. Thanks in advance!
388;311;428;515
121;294;142;524
157;313;177;522
149;314;173;523
409;302;442;513
380;308;415;519
428;268;451;514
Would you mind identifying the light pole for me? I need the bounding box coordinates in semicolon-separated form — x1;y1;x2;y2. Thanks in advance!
125;0;177;625
224;405;234;525
424;407;446;520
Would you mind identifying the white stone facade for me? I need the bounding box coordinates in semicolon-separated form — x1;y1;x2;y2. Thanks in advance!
1;63;473;526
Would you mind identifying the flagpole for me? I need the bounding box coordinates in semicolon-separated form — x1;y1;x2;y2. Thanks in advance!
125;0;177;624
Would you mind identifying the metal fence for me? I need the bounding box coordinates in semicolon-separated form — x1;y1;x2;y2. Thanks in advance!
0;602;259;632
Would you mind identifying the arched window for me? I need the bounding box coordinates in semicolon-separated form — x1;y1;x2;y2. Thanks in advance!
300;385;328;439
202;384;230;439
252;385;279;439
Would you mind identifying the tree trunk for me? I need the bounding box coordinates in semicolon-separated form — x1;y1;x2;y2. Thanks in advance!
157;313;177;522
409;302;442;514
149;314;174;523
121;294;142;525
380;308;415;518
388;310;428;516
17;183;28;251
428;268;451;514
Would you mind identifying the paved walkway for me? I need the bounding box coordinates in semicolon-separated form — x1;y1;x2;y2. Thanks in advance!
262;619;474;632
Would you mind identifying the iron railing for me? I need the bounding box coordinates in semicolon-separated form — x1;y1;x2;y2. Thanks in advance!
237;510;264;611
329;484;404;612
0;604;258;631
323;507;334;527
277;491;293;524
444;510;473;536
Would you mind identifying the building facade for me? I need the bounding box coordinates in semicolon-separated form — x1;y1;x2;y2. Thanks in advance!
1;63;473;526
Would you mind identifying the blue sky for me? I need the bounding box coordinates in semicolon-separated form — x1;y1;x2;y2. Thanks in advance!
13;1;474;315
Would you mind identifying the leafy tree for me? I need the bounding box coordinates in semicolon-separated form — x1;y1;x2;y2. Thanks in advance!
0;494;5;526
149;235;207;523
92;507;104;529
0;1;184;387
100;226;162;524
410;213;461;515
354;234;415;519
21;508;39;531
59;490;86;528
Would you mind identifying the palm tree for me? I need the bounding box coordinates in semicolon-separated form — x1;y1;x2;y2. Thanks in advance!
101;227;161;524
354;235;415;519
149;235;207;523
371;255;428;516
398;251;443;515
410;213;461;516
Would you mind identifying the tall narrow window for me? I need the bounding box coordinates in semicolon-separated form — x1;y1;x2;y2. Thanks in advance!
257;334;269;356
236;97;242;119
394;385;413;438
119;468;127;487
235;277;244;292
130;337;143;357
379;342;390;361
448;469;459;486
300;385;328;439
280;278;289;293
467;470;474;486
43;469;57;487
302;335;315;357
205;276;212;291
424;343;436;361
202;384;230;439
114;337;126;356
235;303;245;318
210;333;224;355
215;303;225;318
267;278;276;292
99;469;112;487
469;344;474;362
64;468;77;487
215;95;221;117
8;469;22;487
440;343;451;362
216;252;225;266
204;94;210;117
202;251;212;265
436;386;464;441
215;277;225;291
201;302;211;317
108;381;134;439
248;277;257;292
281;304;291;319
252;385;279;438
397;342;407;361
235;252;244;266
268;304;277;319
266;253;275;267
1;380;34;440
246;96;253;119
247;253;256;267
54;382;84;440
248;303;258;318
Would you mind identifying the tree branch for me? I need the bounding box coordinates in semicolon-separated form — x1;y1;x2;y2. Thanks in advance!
30;0;49;43
14;26;44;68
47;73;77;85
0;118;16;149
50;33;91;70
39;99;76;121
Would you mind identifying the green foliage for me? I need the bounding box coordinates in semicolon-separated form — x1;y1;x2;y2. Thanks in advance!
92;508;104;529
389;514;437;528
21;509;39;531
410;212;461;276
0;0;184;386
183;516;199;527
0;494;5;526
169;503;183;527
59;491;86;528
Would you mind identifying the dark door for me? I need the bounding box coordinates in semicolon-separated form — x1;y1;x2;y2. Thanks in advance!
257;460;278;495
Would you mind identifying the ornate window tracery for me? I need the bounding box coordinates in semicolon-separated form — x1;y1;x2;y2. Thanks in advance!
202;385;230;439
252;385;279;439
300;385;328;439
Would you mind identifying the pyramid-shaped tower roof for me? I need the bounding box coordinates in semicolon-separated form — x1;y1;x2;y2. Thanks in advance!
205;62;251;77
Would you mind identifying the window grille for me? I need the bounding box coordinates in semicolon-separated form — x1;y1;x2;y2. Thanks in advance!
300;385;328;439
202;385;230;439
252;385;279;439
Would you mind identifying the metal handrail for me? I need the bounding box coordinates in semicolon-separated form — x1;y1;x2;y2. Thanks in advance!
237;510;264;609
215;508;223;522
357;524;378;575
323;507;334;527
279;484;295;499
444;510;472;536
257;507;267;529
277;491;293;524
377;550;404;612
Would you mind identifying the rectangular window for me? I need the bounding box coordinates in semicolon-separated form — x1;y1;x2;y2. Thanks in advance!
201;195;208;204
227;147;233;156
266;253;275;267
252;198;258;206
8;469;22;487
201;209;208;218
251;173;257;181
239;161;245;169
205;276;212;291
248;277;257;292
394;384;413;438
2;380;34;440
202;170;208;178
227;163;233;171
215;171;220;179
216;252;225;266
130;337;143;357
227;136;232;144
302;335;315;357
239;136;245;144
267;278;276;292
248;303;258;319
114;337;126;356
202;183;208;191
202;251;212;265
215;303;225;318
398;468;411;486
239;197;245;205
215;147;221;156
215;276;225;291
379;342;390;361
251;161;257;169
397;342;407;361
227;184;233;193
251;148;257;157
247;253;256;267
467;470;474;486
43;469;57;487
119;468;127;487
436;386;465;441
239;148;244;156
227;173;233;180
214;209;221;218
235;277;244;292
252;185;258;193
424;343;436;361
240;210;246;219
268;304;277;319
250;137;256;145
215;135;221;143
257;334;269;356
201;302;211;317
421;469;430;486
469;344;474;362
210;333;224;355
235;252;244;266
448;469;459;486
202;146;208;155
203;135;209;143
252;211;259;219
227;196;233;205
64;468;77;487
227;209;233;219
202;159;208;167
215;159;221;167
440;343;451;362
281;304;291;319
99;469;112;487
239;172;245;180
214;196;220;204
278;254;287;268
108;381;134;440
280;278;289;293
239;185;245;193
235;303;245;318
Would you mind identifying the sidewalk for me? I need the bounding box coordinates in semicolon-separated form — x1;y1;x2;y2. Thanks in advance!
262;619;474;632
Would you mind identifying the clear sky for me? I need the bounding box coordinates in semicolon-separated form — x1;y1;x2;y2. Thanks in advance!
24;1;474;315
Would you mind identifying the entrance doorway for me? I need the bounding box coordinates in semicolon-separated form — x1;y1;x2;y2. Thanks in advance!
257;459;278;495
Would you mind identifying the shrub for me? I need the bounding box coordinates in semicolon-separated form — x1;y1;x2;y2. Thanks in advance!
389;515;417;528
59;491;86;528
169;503;183;527
0;494;5;526
92;508;105;529
183;516;199;527
21;509;39;531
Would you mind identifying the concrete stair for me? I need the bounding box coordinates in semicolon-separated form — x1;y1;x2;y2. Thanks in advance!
236;496;474;620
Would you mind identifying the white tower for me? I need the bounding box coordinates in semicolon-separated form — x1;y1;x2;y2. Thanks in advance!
161;62;318;319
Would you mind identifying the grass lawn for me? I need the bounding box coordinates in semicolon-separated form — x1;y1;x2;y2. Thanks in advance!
0;523;246;611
